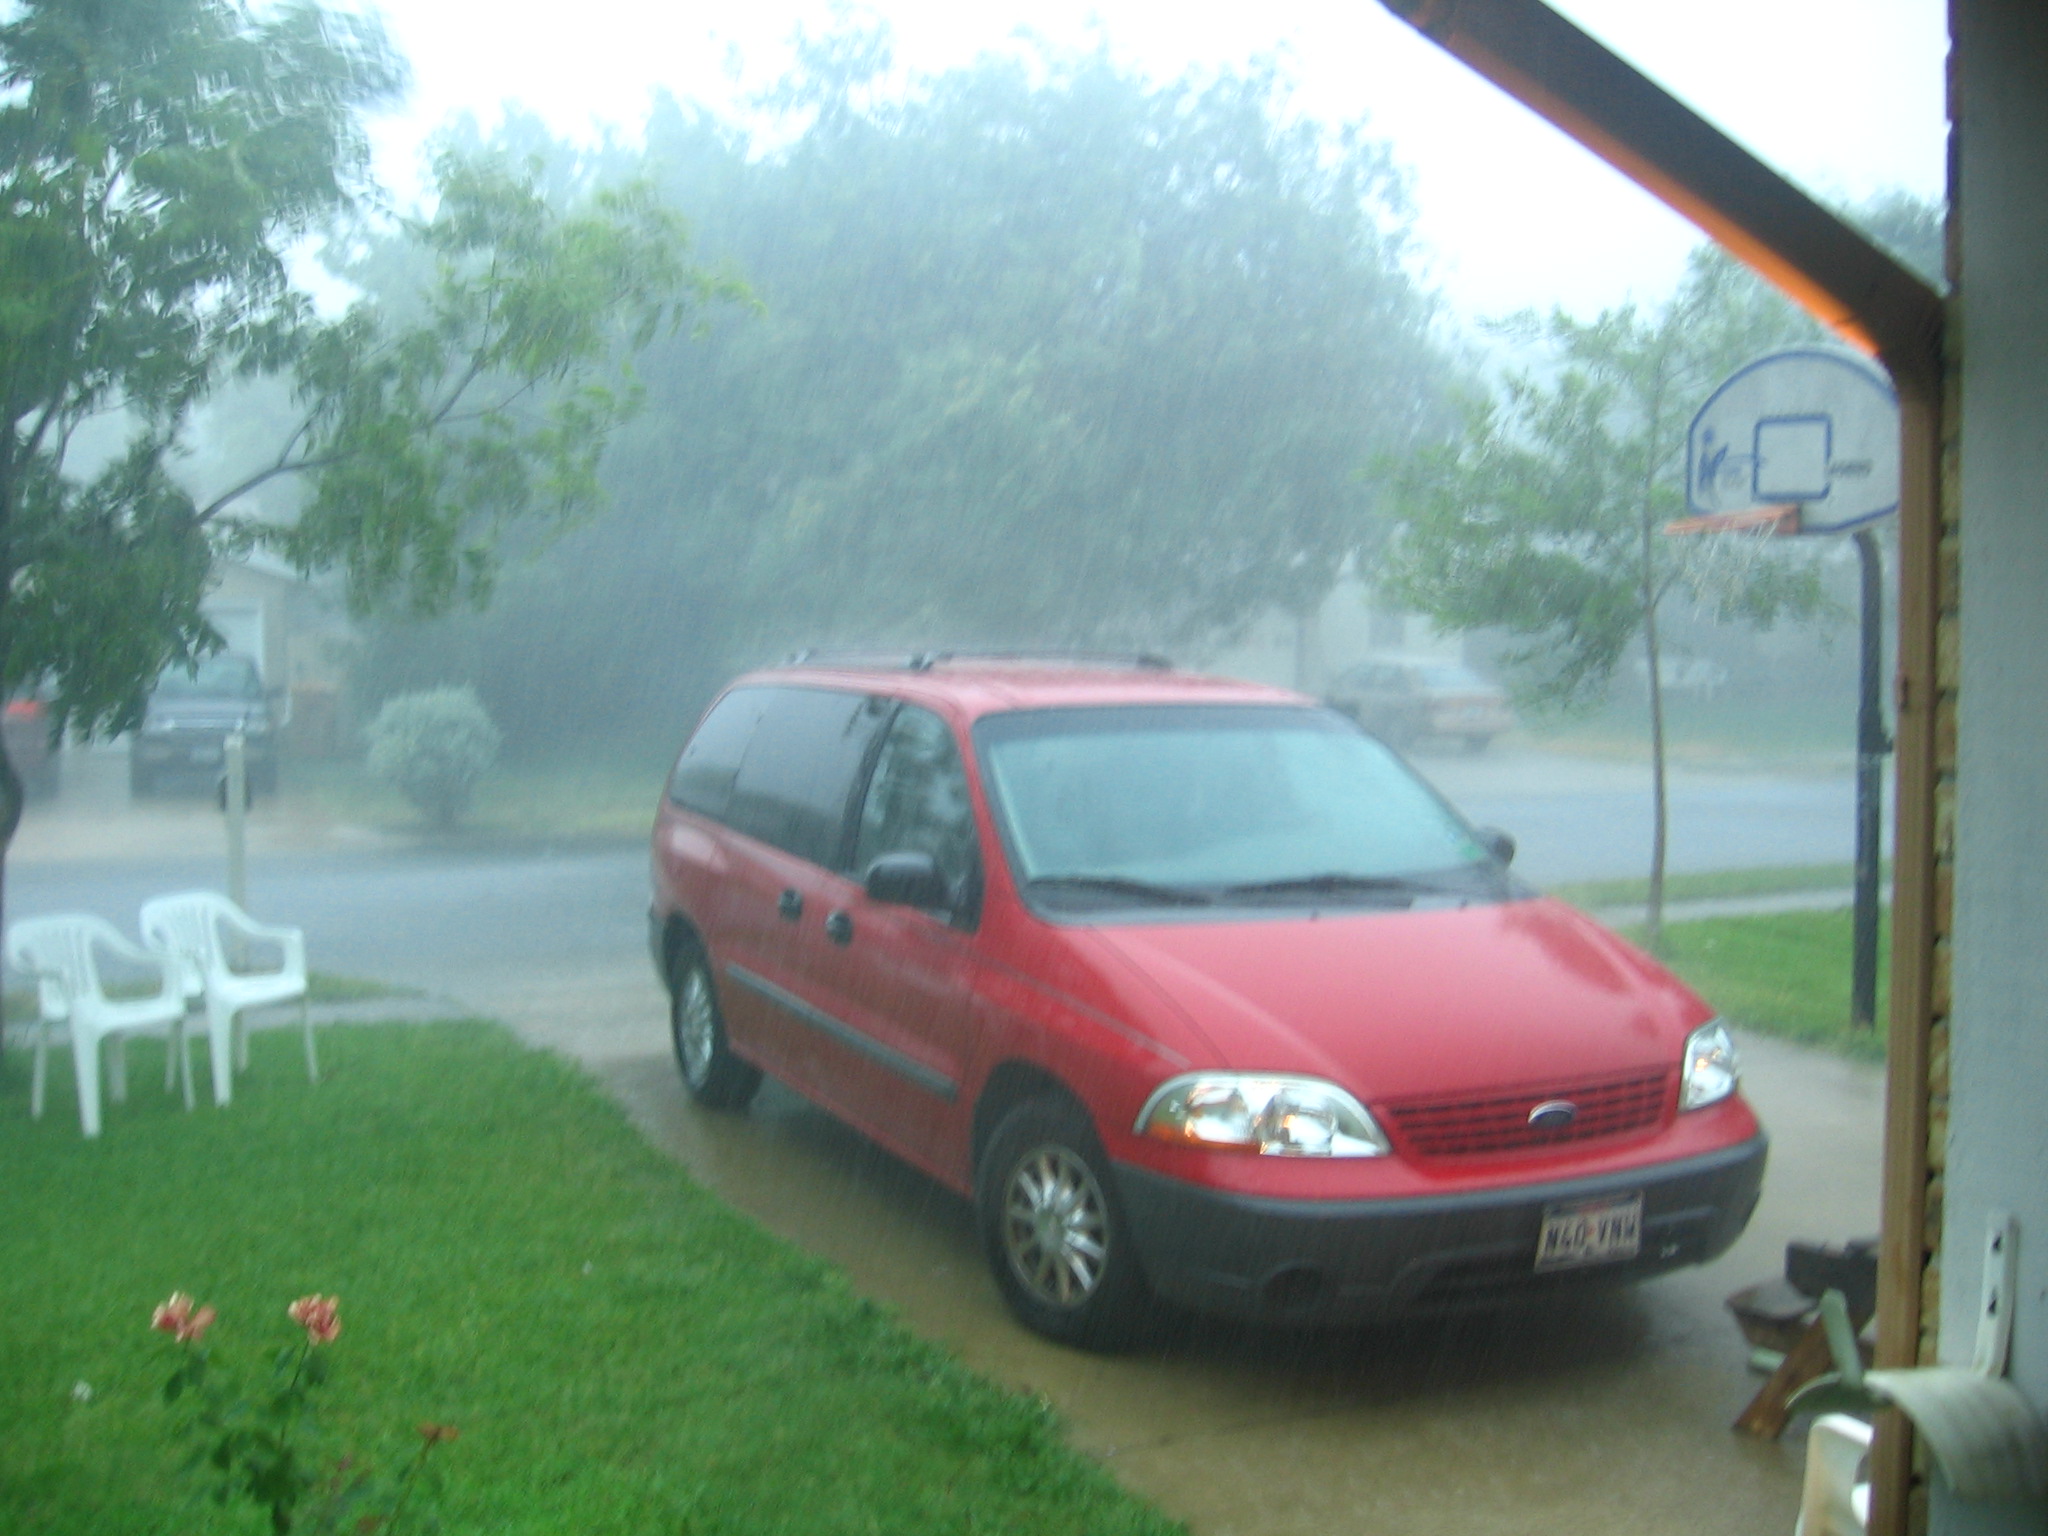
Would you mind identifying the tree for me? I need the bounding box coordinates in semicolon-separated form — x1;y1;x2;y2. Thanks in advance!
352;26;1462;753
1378;249;1831;944
0;0;737;942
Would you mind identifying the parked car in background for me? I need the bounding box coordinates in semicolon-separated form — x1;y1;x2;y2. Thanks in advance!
649;655;1765;1348
1324;655;1515;752
3;688;60;798
130;654;280;797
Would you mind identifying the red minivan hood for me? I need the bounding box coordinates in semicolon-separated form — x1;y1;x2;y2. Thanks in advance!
1086;896;1701;1103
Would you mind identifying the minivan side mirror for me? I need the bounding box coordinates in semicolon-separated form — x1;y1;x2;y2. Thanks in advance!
1476;826;1517;868
864;851;953;910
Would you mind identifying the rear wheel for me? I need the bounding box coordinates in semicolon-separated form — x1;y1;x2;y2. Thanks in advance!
668;948;760;1111
977;1098;1150;1349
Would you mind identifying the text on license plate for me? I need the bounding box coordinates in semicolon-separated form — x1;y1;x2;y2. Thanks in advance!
1535;1193;1643;1272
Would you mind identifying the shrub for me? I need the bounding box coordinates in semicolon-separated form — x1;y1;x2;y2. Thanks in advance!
365;687;502;827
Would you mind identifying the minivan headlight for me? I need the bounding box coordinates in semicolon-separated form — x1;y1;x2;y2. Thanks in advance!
1135;1074;1391;1157
1680;1019;1739;1110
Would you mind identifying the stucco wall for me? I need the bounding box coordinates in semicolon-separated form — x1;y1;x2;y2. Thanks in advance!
1936;3;2048;1531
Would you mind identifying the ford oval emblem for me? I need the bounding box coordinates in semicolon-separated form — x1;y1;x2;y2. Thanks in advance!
1527;1099;1578;1131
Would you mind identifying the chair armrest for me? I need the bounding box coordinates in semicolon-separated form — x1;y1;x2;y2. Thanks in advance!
218;909;307;978
98;929;185;1004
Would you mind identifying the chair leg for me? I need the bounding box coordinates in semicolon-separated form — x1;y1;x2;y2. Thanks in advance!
30;1022;49;1121
107;1037;128;1104
235;1015;250;1073
206;1004;235;1108
74;1032;103;1138
174;1021;195;1111
301;996;319;1085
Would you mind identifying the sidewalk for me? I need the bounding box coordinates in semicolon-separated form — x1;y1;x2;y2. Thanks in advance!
9;742;399;866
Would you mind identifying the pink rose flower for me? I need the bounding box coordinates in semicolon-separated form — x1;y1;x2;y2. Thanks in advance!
151;1292;217;1343
286;1294;341;1345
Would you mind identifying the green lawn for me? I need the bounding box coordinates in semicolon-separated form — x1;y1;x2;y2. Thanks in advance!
291;747;673;842
1637;907;1890;1062
0;1022;1183;1536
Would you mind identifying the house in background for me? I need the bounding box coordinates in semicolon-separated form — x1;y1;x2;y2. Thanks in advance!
202;553;355;758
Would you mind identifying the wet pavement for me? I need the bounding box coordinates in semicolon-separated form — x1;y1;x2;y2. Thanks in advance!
8;745;1885;1535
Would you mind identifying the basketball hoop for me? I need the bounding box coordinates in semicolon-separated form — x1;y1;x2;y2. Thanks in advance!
1663;503;1802;537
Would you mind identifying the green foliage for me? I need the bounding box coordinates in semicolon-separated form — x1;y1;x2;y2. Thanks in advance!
0;0;402;747
0;0;741;862
0;1021;1186;1536
364;686;501;828
153;1294;452;1535
349;29;1462;748
1376;246;1839;939
1380;248;1831;711
274;154;748;619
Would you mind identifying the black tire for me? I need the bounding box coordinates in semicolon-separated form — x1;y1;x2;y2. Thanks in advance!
976;1097;1150;1350
667;948;761;1111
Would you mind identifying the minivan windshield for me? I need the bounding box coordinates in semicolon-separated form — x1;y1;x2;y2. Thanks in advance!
975;705;1499;913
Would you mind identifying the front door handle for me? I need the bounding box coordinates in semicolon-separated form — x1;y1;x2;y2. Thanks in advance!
823;910;854;946
778;889;804;921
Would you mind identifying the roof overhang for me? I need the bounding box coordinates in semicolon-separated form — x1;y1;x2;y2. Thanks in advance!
1375;0;1944;390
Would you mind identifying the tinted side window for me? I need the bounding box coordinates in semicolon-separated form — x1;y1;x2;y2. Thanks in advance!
725;688;889;866
668;688;773;819
853;706;978;903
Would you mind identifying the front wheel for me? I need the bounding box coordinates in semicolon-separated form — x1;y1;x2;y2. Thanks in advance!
668;950;761;1111
977;1098;1150;1350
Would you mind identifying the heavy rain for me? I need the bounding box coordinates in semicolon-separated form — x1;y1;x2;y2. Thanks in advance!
1;3;1968;1535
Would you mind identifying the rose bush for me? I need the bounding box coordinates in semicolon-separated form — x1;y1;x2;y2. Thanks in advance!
153;1291;453;1534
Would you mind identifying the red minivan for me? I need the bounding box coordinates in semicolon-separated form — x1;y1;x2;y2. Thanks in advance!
649;656;1765;1348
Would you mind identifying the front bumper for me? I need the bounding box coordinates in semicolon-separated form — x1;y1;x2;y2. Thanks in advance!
1114;1134;1767;1324
134;731;276;773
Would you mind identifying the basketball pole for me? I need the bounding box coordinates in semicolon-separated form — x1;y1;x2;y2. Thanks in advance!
1851;527;1890;1030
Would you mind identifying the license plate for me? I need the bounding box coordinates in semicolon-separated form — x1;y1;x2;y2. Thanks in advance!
1535;1193;1643;1272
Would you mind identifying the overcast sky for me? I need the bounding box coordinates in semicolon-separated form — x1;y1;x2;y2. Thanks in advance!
359;0;1946;324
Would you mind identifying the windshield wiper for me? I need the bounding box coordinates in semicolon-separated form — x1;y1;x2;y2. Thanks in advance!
1217;872;1458;902
1026;875;1215;907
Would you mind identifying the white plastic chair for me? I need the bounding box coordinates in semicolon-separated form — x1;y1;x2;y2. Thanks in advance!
6;914;194;1137
140;891;314;1106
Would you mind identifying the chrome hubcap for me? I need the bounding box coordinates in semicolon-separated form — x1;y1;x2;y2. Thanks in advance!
1001;1144;1109;1309
675;968;716;1083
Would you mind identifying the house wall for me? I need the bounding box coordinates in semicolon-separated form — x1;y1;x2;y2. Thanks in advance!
1935;4;2048;1531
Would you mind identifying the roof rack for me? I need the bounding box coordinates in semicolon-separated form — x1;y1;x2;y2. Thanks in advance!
783;647;1173;673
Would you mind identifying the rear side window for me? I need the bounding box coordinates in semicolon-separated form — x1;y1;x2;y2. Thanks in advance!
724;687;889;867
668;688;773;819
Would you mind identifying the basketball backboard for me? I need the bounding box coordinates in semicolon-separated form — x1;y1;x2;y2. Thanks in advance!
1687;348;1900;534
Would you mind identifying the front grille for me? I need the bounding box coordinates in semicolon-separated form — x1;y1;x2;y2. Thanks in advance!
1382;1068;1671;1158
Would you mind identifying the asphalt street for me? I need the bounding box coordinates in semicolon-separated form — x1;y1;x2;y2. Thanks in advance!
5;742;1885;1536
